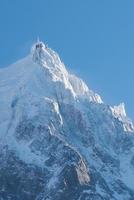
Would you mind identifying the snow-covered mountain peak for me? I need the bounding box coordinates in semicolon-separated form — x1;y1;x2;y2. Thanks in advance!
30;41;74;94
112;103;126;118
31;40;49;62
110;103;134;132
1;41;134;199
30;41;103;104
0;41;103;133
31;40;65;72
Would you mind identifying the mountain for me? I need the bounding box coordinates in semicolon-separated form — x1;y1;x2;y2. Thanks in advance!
0;41;134;200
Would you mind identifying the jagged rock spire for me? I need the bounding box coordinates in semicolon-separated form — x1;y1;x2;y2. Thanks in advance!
31;39;46;63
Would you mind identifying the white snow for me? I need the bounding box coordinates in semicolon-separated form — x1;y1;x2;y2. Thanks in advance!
111;103;126;119
0;41;103;145
0;41;134;198
110;103;134;132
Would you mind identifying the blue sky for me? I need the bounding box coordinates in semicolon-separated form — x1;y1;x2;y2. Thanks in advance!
0;0;134;119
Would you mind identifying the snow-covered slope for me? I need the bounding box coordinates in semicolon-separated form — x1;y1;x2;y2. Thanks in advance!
0;41;134;200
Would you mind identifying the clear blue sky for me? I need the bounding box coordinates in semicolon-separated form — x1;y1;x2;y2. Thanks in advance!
0;0;134;119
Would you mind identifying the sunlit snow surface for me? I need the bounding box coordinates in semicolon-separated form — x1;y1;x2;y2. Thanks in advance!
0;41;134;199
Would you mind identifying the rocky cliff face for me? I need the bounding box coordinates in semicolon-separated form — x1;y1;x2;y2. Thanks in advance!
0;41;134;200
